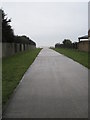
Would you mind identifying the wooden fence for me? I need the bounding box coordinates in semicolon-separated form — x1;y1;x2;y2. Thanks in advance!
2;43;36;57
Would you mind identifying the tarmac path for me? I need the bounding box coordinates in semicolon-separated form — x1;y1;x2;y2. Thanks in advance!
3;48;88;118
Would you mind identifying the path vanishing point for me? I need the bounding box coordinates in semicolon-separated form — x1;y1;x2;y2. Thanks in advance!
3;48;88;118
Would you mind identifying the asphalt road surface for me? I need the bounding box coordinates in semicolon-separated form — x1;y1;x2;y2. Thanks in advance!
3;48;88;118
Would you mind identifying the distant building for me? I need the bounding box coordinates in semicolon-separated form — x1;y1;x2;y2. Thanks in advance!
78;35;88;42
78;34;89;52
88;29;90;39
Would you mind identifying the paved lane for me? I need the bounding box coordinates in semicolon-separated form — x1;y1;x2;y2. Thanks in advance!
3;48;88;118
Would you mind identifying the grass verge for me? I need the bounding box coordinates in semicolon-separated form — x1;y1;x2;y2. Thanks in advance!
52;48;89;69
2;48;41;105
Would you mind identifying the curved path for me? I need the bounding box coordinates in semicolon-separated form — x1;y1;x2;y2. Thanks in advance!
3;48;88;118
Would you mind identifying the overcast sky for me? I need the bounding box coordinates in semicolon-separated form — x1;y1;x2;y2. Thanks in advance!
2;2;88;47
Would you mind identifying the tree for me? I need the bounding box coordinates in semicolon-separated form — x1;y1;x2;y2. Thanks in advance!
63;39;72;45
14;35;36;46
2;9;14;42
55;43;60;48
1;9;36;46
62;39;72;48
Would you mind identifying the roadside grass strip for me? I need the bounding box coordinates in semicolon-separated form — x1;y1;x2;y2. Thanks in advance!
53;48;89;69
2;48;41;105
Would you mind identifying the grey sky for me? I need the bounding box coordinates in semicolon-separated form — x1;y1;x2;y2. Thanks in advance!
2;2;88;47
88;2;90;29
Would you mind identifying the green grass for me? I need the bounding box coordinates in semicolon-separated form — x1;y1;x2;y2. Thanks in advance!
52;48;89;69
2;48;41;105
